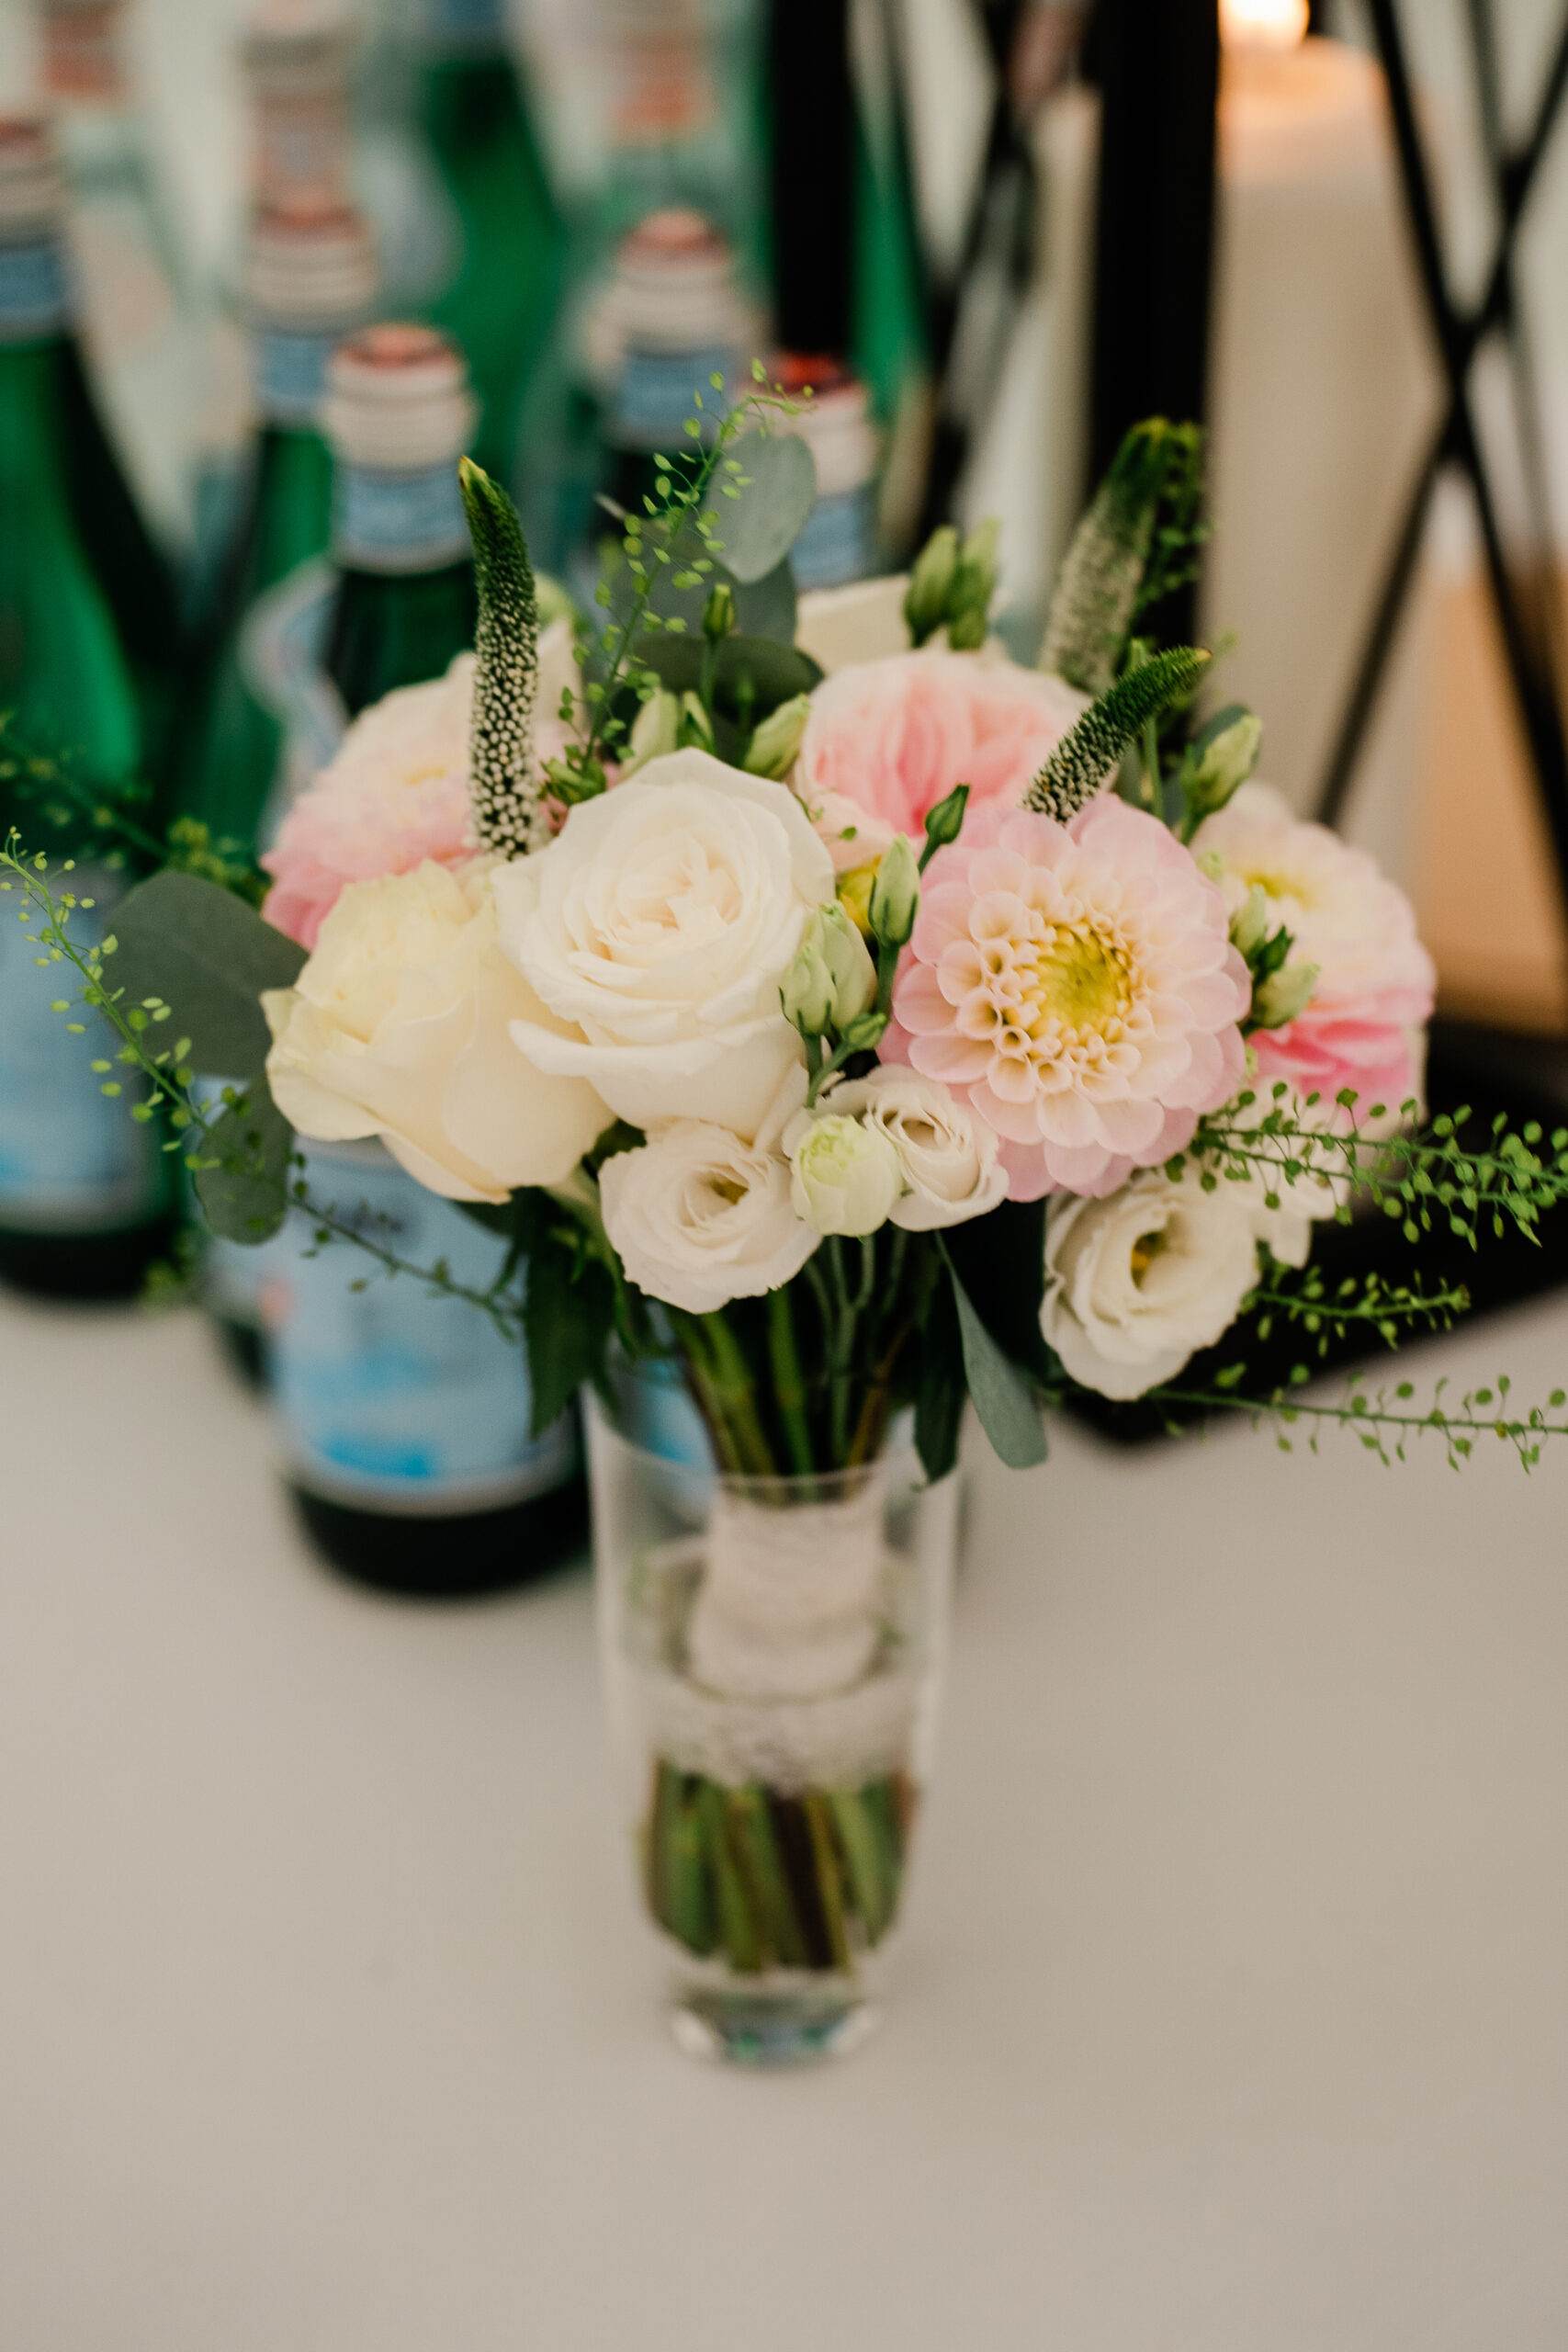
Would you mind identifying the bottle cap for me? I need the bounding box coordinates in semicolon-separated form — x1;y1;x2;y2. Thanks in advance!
242;0;357;98
0;118;67;241
771;356;878;497
39;0;127;104
611;209;750;355
244;198;377;326
323;322;478;470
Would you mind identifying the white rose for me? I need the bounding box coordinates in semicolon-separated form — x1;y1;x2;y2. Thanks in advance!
1042;1170;1314;1400
600;1122;820;1315
819;1066;1009;1230
494;748;835;1136
263;858;609;1204
784;1112;904;1237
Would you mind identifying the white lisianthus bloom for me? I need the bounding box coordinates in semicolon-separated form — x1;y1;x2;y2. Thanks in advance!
788;1066;1009;1231
494;748;835;1137
1042;1170;1314;1400
263;858;608;1204
786;1111;905;1236
599;1111;820;1317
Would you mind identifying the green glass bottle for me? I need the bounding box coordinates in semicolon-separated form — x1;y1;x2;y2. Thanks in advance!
180;198;376;860
412;0;566;483
0;116;183;1298
320;322;479;714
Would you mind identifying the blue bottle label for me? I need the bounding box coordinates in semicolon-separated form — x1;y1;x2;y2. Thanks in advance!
612;345;740;450
266;1141;576;1513
0;238;72;342
255;327;340;427
333;460;470;573
0;867;164;1230
423;0;507;51
790;486;876;593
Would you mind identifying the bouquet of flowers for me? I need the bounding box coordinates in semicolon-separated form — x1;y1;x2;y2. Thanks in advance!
12;385;1568;2052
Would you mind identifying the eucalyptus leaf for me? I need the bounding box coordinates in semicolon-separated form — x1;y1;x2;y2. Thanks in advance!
939;1242;1049;1469
193;1074;293;1246
709;430;818;582
110;871;304;1076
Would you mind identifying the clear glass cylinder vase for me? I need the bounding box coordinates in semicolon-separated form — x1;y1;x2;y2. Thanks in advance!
585;1385;959;2067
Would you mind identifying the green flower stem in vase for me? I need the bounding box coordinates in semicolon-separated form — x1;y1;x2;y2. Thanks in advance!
588;1377;957;2067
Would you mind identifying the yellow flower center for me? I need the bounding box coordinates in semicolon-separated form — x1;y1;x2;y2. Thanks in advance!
1129;1227;1167;1283
1019;924;1131;1037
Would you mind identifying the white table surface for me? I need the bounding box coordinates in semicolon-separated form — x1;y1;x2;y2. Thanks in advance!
4;1284;1568;2352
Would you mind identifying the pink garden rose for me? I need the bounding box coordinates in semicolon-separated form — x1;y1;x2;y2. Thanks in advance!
884;798;1250;1199
795;649;1089;873
263;623;583;950
1193;785;1435;1115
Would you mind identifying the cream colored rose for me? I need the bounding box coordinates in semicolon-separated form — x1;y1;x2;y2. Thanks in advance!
829;1065;1009;1230
599;1122;820;1314
263;858;608;1204
795;574;911;674
494;748;835;1137
1042;1170;1313;1400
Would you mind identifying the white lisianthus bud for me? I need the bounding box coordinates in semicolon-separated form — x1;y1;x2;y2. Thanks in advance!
743;690;812;779
1250;959;1320;1030
786;1112;904;1236
1182;704;1262;826
780;931;835;1037
816;902;878;1025
825;1065;1008;1230
1229;881;1269;959
868;832;919;951
624;688;680;775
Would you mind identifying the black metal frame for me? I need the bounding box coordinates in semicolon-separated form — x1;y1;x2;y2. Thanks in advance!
1315;0;1568;900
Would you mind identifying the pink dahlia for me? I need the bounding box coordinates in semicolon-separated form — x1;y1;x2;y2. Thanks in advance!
1193;785;1435;1114
795;648;1089;874
884;799;1250;1198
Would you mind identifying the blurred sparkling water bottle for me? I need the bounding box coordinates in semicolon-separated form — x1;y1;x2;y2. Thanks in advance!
772;353;879;590
514;0;765;576
319;317;477;714
36;0;204;559
179;198;376;861
0;116;182;1298
766;0;928;561
267;1139;585;1598
400;0;564;482
195;319;477;1384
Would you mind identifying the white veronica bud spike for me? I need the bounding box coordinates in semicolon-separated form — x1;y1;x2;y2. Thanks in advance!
459;457;545;857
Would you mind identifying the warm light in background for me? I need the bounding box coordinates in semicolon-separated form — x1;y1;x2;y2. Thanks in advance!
1220;0;1311;51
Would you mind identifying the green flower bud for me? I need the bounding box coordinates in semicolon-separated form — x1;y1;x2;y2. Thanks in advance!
868;832;919;951
781;941;835;1038
904;526;958;645
789;1114;903;1237
1250;958;1319;1032
840;1008;889;1053
743;690;812;779
1230;883;1269;960
623;688;681;775
920;782;970;865
947;517;998;644
676;690;714;752
1183;704;1262;824
702;581;738;642
817;902;878;1025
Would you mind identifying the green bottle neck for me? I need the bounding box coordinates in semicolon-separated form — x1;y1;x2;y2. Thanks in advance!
325;560;476;719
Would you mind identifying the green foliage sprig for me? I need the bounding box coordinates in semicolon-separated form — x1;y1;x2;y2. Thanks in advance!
1183;1088;1568;1249
0;724;264;902
549;368;807;805
1246;1254;1472;1355
1150;1371;1568;1472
